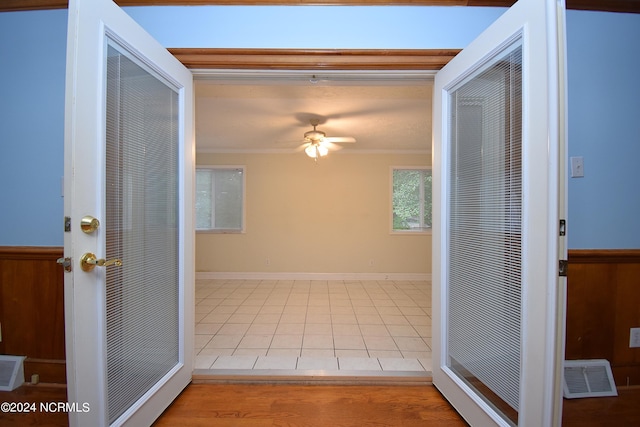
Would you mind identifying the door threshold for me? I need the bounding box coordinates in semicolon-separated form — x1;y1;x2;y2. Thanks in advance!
193;369;432;385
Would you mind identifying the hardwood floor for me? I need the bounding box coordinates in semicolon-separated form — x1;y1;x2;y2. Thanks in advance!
153;383;466;427
0;384;68;427
562;386;640;427
2;383;640;426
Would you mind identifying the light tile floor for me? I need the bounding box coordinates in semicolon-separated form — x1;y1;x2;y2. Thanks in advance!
194;279;432;375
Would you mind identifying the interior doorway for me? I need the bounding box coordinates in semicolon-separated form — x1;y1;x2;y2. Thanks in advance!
185;54;440;380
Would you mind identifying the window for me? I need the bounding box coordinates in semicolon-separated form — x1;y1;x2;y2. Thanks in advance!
196;166;245;232
391;167;432;233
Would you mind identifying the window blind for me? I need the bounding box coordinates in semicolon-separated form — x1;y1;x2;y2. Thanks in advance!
447;39;523;422
105;41;180;424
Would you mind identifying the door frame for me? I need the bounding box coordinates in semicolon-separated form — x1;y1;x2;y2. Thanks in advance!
188;53;437;381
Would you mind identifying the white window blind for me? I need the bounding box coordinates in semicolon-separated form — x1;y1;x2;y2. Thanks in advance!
446;38;523;423
105;40;180;424
196;167;244;232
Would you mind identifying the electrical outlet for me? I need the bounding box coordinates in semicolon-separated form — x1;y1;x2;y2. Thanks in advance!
630;327;640;348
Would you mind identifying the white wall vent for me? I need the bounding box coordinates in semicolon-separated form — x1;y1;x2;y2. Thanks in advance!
0;355;25;391
563;359;618;399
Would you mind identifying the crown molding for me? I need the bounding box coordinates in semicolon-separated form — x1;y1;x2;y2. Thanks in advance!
173;49;459;71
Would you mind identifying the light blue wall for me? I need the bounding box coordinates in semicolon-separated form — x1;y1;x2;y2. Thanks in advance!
122;6;505;48
1;6;638;249
566;11;640;249
0;9;67;246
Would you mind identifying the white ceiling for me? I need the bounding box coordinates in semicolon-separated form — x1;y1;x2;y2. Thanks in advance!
194;72;434;155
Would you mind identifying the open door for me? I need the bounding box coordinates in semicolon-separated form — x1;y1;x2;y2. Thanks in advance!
62;0;194;425
432;0;567;425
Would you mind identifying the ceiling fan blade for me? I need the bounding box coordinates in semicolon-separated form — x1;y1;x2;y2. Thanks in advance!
321;141;343;151
273;137;308;147
325;136;356;144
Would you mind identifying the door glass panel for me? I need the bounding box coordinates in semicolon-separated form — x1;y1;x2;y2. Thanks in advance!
447;38;522;425
105;40;179;423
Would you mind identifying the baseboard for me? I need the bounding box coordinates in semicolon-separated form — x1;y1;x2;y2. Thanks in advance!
195;272;431;281
23;358;66;385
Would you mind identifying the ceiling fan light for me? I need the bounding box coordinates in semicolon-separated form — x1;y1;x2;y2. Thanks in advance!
305;144;319;158
305;143;329;159
317;145;329;156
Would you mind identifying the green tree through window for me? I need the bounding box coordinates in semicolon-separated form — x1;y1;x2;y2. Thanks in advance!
392;168;432;231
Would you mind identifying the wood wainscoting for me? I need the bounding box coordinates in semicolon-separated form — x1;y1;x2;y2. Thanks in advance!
566;249;640;386
0;246;66;384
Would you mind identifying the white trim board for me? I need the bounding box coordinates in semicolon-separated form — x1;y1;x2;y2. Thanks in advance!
195;272;431;281
192;69;436;83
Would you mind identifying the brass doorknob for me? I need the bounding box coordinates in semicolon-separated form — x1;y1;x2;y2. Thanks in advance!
80;252;122;272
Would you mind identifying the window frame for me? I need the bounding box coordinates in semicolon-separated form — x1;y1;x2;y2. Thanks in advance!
390;166;432;235
195;165;246;234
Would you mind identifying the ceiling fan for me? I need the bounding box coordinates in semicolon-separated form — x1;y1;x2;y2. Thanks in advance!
300;119;356;160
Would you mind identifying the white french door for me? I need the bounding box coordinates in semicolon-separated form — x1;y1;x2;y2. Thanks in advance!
63;0;194;425
432;0;567;425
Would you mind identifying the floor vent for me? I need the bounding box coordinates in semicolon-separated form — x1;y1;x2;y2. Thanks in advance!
563;359;617;399
0;355;25;391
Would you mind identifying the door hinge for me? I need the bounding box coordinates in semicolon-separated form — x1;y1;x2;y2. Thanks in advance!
559;219;566;236
64;216;71;232
559;260;568;277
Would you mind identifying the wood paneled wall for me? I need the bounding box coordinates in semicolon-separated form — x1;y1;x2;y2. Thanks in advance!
566;249;640;386
0;247;66;384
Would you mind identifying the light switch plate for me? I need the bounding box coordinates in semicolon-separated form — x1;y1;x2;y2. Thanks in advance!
630;327;640;348
570;156;584;178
